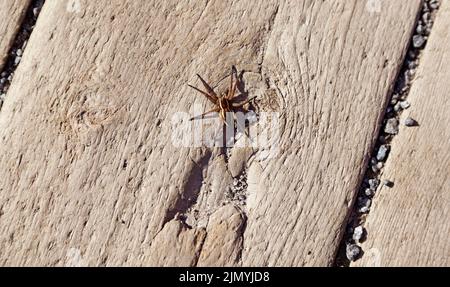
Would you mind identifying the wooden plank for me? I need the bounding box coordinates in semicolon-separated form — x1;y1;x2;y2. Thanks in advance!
0;0;420;266
0;0;31;69
239;1;421;267
354;2;450;267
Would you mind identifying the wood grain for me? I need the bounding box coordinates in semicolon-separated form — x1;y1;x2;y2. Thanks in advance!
0;0;420;266
354;1;450;267
0;0;31;69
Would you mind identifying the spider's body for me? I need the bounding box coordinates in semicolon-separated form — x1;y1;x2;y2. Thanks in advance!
188;66;255;123
217;96;232;122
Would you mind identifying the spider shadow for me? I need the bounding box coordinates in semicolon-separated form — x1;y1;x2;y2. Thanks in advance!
235;70;251;103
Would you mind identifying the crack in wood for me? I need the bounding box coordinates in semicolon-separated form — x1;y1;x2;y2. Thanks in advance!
335;0;441;267
0;0;45;110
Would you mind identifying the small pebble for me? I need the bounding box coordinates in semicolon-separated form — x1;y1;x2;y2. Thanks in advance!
352;226;365;242
422;12;431;23
358;198;372;213
408;50;418;59
429;0;439;10
412;35;426;49
365;188;375;197
376;162;384;170
362;198;372;208
359;206;370;214
368;179;380;191
404;117;418;127
385;118;399;135
33;7;40;17
407;69;416;78
416;24;426;35
407;60;418;70
376;145;390;161
383;180;395;188
346;244;362;262
400;101;411;109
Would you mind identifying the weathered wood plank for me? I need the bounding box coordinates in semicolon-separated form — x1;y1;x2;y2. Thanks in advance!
0;0;420;266
354;1;450;267
0;0;31;69
240;1;422;267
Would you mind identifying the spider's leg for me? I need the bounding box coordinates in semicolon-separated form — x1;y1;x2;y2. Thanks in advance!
189;107;220;121
219;108;227;126
231;66;242;99
196;74;219;100
227;66;238;100
188;84;217;105
232;96;257;108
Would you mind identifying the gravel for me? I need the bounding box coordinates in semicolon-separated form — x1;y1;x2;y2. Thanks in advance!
400;101;411;110
412;35;427;49
384;118;399;135
404;117;418;127
337;0;441;266
429;0;440;9
383;179;395;188
358;197;372;214
365;188;375;197
14;57;22;66
352;226;364;242
376;145;390;161
33;7;41;17
346;244;362;262
371;161;384;173
226;171;248;207
368;179;380;191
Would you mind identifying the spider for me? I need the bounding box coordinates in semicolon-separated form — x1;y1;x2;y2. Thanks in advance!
188;66;256;124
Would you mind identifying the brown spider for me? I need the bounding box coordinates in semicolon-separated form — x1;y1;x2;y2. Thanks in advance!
188;66;255;123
